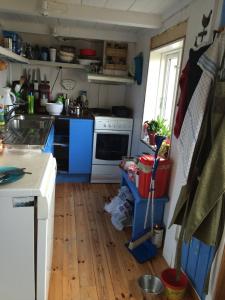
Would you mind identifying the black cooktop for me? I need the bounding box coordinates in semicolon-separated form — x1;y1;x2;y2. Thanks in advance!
90;106;132;118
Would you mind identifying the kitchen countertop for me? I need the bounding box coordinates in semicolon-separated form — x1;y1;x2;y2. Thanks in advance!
0;151;55;197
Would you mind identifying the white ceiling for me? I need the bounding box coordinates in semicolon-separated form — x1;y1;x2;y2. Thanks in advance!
0;0;193;42
0;11;139;32
61;0;187;15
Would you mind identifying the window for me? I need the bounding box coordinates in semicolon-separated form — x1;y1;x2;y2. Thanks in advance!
142;40;184;139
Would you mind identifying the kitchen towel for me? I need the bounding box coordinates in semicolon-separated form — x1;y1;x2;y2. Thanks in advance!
177;31;225;185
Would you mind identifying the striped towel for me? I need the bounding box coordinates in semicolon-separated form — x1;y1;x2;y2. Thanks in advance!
177;31;225;184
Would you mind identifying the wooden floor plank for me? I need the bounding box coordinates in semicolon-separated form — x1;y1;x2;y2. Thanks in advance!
49;183;193;300
48;270;63;300
74;184;96;289
85;184;117;300
80;286;99;300
91;184;135;300
62;191;80;300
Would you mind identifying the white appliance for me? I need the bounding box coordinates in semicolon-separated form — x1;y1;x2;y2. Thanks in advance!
0;151;56;300
91;116;133;183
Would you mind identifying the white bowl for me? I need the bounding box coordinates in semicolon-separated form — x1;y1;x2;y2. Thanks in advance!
78;59;99;65
59;55;74;63
46;103;63;115
59;50;75;58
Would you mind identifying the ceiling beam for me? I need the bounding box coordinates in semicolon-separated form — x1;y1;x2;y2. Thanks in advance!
0;0;162;29
0;18;138;43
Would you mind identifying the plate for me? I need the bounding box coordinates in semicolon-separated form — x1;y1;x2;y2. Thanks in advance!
0;167;25;185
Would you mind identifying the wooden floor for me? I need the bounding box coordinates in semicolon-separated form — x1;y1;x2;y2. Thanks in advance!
49;183;193;300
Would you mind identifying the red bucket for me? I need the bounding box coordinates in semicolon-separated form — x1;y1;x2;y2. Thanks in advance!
138;155;172;198
161;268;188;300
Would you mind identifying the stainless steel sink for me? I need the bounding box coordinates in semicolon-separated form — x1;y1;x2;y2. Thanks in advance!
8;115;51;130
3;115;54;149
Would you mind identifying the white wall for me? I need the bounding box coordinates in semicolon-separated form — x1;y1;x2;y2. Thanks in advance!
125;0;222;298
125;32;154;156
0;68;8;92
5;63;126;108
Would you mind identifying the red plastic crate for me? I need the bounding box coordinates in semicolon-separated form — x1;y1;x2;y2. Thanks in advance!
138;154;172;198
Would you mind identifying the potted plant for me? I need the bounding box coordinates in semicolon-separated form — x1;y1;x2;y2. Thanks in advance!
144;119;160;145
156;116;171;139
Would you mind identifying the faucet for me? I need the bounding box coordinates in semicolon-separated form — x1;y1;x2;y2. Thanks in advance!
5;104;19;122
5;104;22;122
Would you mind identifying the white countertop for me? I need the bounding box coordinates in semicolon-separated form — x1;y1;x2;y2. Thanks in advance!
0;150;56;198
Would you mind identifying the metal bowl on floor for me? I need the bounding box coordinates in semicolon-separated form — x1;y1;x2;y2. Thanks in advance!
138;275;164;299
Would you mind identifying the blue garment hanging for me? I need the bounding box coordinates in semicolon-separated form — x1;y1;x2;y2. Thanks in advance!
134;52;143;85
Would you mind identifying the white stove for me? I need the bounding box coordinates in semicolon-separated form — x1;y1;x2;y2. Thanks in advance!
91;116;133;183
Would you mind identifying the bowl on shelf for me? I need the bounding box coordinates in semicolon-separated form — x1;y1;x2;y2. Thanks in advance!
46;103;63;115
59;49;75;63
80;48;96;57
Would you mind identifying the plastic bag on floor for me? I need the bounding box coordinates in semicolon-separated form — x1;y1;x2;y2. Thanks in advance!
118;186;133;203
104;186;134;231
104;196;123;214
111;199;133;231
104;186;133;214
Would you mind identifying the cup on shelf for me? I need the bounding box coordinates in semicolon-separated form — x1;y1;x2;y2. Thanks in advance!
49;48;56;62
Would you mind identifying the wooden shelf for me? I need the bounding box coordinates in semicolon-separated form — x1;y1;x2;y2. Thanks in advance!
0;46;29;64
106;48;127;57
30;60;85;70
105;63;127;71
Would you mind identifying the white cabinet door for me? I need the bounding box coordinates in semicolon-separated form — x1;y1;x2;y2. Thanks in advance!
37;159;56;300
0;196;35;300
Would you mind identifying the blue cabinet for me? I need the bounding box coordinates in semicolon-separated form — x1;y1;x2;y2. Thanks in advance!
43;125;54;153
69;119;93;174
121;170;168;240
181;239;215;300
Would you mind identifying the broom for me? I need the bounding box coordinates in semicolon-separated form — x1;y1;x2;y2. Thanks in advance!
128;135;165;251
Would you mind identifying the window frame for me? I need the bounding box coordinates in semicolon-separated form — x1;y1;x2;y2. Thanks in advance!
158;49;182;128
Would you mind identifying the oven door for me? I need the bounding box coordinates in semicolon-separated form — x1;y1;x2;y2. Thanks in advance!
92;130;132;165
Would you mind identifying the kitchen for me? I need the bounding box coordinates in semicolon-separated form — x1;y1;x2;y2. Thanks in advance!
0;0;225;300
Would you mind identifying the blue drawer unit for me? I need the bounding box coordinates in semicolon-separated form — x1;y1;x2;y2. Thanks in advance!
181;239;215;300
43;125;54;153
69;119;93;174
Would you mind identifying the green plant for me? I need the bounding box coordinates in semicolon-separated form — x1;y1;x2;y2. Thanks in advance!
144;119;160;133
156;116;171;137
56;95;65;104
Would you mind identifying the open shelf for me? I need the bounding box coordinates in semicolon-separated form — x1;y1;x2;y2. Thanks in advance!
0;46;135;85
54;119;70;172
30;59;86;70
87;73;134;85
0;46;29;64
0;46;85;69
121;170;168;240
